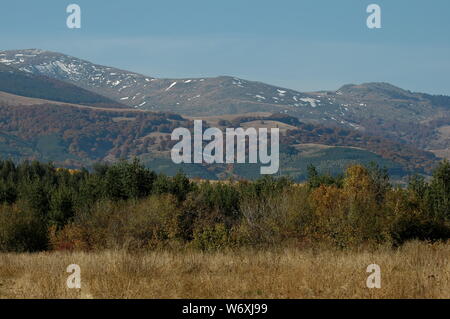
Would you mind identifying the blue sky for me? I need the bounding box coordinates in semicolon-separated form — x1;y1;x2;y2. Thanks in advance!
1;0;450;94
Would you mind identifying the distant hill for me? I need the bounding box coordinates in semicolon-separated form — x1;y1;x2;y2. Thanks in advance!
0;49;447;180
0;98;186;165
1;49;450;157
0;59;123;108
0;96;438;180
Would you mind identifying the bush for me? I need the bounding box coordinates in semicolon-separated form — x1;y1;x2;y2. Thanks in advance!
51;194;181;251
307;165;391;248
48;224;88;251
193;223;230;251
236;187;311;246
0;180;17;204
0;204;48;252
390;212;450;246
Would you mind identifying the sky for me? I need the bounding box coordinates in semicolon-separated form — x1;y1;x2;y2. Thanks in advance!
1;0;450;94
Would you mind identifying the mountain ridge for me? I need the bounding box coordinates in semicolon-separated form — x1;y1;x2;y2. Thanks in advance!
0;57;124;107
1;48;449;170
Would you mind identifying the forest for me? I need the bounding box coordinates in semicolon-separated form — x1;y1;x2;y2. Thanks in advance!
0;158;449;253
0;103;438;175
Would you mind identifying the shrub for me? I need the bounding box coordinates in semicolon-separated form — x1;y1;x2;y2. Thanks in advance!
52;194;181;251
192;223;230;251
48;224;88;251
0;181;17;204
390;212;450;246
236;186;311;246
307;165;391;248
0;204;48;252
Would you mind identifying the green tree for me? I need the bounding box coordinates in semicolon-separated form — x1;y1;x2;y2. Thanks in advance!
428;160;450;220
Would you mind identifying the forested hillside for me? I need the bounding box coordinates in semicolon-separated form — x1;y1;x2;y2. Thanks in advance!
0;102;439;180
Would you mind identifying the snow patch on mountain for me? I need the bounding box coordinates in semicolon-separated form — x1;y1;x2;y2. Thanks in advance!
166;82;177;91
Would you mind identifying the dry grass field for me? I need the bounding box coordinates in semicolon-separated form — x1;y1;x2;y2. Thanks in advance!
0;241;448;299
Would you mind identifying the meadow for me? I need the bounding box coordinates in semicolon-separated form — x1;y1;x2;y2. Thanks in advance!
0;241;448;299
0;159;449;299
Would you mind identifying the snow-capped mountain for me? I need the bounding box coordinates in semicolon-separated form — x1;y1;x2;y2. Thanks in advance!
0;57;122;107
2;49;450;154
0;49;155;107
0;49;328;116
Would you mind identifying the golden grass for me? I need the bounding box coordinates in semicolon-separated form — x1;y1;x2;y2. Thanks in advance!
0;241;448;299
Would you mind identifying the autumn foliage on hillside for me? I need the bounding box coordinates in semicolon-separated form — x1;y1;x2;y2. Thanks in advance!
0;103;186;164
0;104;439;174
230;113;438;173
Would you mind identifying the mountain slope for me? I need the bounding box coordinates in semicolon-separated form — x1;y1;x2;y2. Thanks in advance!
0;98;187;166
0;62;123;107
1;50;449;129
0;49;322;115
0;49;156;108
1;49;449;165
0;92;438;180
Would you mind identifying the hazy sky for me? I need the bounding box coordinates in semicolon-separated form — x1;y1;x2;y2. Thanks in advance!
1;0;450;94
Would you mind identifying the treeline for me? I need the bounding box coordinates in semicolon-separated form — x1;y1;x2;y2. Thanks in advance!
420;92;450;109
0;159;449;252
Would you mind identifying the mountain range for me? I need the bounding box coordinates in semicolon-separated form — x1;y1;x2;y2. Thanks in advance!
1;48;449;181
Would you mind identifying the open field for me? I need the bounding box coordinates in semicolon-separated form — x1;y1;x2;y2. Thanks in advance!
0;241;448;299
